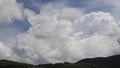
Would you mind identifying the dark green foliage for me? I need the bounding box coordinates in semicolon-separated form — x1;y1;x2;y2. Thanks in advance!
0;55;120;68
0;60;38;68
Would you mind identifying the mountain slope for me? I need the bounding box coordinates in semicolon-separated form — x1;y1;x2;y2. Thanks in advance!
76;55;120;68
0;55;120;68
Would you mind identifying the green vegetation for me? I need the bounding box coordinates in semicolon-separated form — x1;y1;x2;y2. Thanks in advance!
0;55;120;68
0;60;38;68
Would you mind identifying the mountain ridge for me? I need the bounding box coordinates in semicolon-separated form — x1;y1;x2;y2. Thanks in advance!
0;54;120;68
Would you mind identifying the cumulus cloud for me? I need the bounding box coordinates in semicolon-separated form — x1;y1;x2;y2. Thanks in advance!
12;4;120;64
0;0;120;65
0;42;12;59
0;0;23;24
103;0;120;19
0;0;28;62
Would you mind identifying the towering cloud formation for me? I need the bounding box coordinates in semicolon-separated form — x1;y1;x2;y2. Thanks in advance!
0;0;120;64
13;4;120;64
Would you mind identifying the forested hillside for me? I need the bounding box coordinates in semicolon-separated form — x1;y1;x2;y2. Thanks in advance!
0;55;120;68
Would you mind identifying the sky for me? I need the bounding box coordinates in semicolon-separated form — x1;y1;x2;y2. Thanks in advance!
0;0;120;64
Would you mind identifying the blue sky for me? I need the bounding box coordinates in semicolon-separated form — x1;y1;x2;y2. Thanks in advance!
11;0;114;35
0;0;120;64
1;0;112;38
16;0;113;13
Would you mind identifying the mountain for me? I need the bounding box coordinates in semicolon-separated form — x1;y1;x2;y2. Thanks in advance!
76;55;120;68
0;55;120;68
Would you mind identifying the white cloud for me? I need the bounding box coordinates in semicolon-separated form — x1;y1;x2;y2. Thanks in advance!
0;41;12;59
0;0;119;65
0;0;23;24
103;0;120;19
12;4;120;64
0;0;27;62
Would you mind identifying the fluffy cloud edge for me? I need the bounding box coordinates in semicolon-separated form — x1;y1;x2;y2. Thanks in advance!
13;4;120;64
